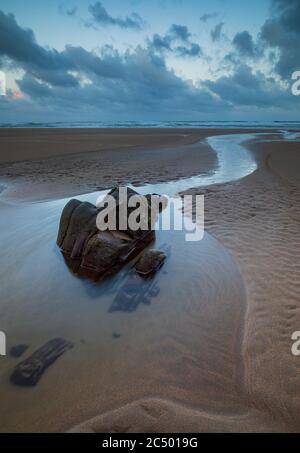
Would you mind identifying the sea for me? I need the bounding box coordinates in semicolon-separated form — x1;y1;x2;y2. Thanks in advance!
0;120;300;129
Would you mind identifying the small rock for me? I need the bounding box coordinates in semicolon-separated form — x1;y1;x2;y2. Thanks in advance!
135;250;166;277
10;338;74;387
10;344;29;358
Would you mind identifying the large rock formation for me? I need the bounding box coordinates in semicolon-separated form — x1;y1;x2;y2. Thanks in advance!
56;186;166;280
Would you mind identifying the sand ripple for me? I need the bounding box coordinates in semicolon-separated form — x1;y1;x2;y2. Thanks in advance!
181;139;300;431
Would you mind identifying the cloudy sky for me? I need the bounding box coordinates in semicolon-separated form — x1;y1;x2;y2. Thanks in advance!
0;0;299;122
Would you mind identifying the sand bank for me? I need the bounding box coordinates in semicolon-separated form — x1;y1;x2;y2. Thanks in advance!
0;129;299;432
0;128;268;202
179;135;300;432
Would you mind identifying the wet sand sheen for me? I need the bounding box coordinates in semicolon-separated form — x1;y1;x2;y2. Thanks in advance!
0;196;247;432
0;128;269;202
0;129;299;432
0;131;262;431
180;134;300;433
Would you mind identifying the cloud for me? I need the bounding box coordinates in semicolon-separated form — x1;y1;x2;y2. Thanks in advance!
17;73;52;98
169;24;191;42
66;7;77;17
149;23;202;58
176;43;202;57
232;31;255;57
260;0;300;78
200;12;218;23
62;45;125;79
58;4;77;18
151;33;172;51
0;10;223;120
0;6;298;122
210;22;224;42
88;1;144;30
0;10;78;87
9;46;226;121
204;65;292;108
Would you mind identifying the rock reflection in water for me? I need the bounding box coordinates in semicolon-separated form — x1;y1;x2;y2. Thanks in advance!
110;244;170;313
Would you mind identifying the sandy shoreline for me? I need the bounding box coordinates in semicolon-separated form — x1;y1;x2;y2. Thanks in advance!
66;132;300;433
180;135;300;432
0;128;269;202
0;128;299;432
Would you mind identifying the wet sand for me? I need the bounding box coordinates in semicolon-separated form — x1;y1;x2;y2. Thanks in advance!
0;128;267;202
0;128;299;432
181;135;300;432
0;205;248;432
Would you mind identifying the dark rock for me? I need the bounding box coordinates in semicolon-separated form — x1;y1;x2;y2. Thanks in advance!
56;186;165;280
135;250;166;277
10;344;29;358
58;200;98;257
56;199;82;248
10;338;74;387
112;333;121;339
81;230;155;277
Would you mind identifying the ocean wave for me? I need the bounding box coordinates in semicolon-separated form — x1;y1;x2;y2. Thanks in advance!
1;120;300;129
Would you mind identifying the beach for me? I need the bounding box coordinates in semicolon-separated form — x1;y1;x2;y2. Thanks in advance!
0;128;299;433
0;127;265;202
182;136;300;432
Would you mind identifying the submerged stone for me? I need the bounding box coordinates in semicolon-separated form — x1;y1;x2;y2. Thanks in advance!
10;338;74;386
135;250;166;277
10;344;29;358
112;333;121;339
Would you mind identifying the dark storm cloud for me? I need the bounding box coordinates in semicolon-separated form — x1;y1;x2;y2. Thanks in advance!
204;65;292;108
149;24;202;57
200;12;218;23
210;22;224;42
88;1;144;30
151;33;172;51
17;73;52;98
62;45;125;79
0;11;63;69
0;10;131;85
0;10;129;86
0;6;297;122
169;24;191;42
260;0;300;77
0;9;223;118
0;11;78;87
12;46;226;120
232;31;255;57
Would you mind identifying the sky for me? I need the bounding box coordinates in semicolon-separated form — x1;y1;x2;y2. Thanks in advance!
0;0;299;122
